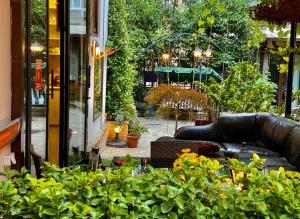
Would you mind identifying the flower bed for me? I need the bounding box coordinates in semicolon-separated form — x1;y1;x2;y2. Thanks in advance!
1;151;300;218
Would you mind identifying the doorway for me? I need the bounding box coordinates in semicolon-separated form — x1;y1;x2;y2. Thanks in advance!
26;0;89;169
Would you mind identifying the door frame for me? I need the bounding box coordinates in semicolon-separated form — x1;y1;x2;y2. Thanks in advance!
58;0;90;166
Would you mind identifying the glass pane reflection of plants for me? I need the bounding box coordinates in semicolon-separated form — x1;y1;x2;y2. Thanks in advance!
93;58;102;120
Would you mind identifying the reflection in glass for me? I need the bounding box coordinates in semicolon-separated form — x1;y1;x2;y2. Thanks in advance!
48;0;61;165
30;0;47;168
68;0;88;165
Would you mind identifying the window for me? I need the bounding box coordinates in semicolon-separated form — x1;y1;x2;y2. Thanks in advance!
70;0;81;9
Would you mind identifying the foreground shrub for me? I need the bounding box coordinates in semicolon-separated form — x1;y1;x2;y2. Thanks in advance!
1;152;300;218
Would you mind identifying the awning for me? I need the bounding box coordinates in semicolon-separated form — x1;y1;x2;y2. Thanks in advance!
155;66;223;81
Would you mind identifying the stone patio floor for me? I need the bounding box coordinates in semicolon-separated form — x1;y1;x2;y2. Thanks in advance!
97;117;194;160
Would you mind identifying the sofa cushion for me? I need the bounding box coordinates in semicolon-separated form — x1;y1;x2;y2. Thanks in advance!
221;142;280;156
198;142;220;155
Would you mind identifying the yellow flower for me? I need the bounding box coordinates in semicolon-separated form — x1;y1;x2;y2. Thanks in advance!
182;148;191;153
173;159;183;169
198;155;207;161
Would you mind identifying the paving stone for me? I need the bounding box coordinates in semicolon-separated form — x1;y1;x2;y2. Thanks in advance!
95;117;193;160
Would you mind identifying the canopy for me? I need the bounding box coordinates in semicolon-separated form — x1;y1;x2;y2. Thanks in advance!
155;66;223;81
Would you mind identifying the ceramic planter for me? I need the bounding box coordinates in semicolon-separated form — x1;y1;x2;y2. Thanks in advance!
127;135;140;148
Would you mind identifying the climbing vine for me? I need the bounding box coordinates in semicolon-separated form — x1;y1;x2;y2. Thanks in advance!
106;0;136;120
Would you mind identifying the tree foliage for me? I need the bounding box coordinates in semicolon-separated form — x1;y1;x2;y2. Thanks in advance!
126;0;264;75
197;61;277;113
145;85;210;131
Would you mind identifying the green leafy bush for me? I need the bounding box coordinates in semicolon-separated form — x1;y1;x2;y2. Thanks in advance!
196;61;277;115
1;155;300;218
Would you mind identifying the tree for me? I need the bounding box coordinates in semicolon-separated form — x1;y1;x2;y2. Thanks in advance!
145;85;209;132
196;61;277;113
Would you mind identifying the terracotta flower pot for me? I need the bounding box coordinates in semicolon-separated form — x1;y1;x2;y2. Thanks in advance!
105;46;113;55
127;135;140;148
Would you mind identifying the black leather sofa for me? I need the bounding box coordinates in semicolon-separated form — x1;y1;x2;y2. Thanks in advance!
151;113;300;170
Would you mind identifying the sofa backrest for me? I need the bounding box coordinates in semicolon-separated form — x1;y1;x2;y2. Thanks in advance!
285;126;300;170
214;113;263;145
256;113;297;152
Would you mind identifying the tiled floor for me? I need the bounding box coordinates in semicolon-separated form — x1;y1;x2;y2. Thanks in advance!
97;117;194;160
30;110;195;163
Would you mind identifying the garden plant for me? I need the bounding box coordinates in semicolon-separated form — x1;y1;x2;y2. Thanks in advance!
196;61;277;115
1;151;300;218
145;85;211;131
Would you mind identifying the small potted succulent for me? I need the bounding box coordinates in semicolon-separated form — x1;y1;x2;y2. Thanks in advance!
127;118;148;148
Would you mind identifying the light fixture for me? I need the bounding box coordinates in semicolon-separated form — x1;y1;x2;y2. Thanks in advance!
91;40;100;59
95;46;100;57
161;53;170;61
31;42;44;52
203;48;212;58
193;47;202;58
107;123;126;148
114;125;121;140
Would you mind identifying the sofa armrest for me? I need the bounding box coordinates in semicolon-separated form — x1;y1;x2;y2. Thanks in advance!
174;124;219;141
150;138;222;168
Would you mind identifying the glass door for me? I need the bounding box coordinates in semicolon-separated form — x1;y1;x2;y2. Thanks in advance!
67;0;89;165
30;0;48;170
48;0;60;165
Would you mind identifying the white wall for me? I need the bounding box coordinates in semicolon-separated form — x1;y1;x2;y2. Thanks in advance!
0;0;12;170
87;0;109;147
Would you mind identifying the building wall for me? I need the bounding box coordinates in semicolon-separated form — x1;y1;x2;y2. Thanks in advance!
87;0;109;148
0;0;12;170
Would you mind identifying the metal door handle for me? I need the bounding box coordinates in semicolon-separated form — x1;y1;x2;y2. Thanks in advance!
51;70;54;99
45;70;54;98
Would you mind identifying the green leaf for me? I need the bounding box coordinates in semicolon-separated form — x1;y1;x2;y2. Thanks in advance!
197;20;205;27
151;205;161;217
197;28;205;35
161;200;173;213
207;16;215;26
175;197;184;209
216;3;226;12
202;8;210;17
43;208;57;216
169;212;178;219
256;202;267;215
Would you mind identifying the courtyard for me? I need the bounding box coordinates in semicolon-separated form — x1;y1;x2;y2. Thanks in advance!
98;117;193;160
1;0;300;218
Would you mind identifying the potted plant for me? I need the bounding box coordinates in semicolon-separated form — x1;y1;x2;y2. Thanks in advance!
127;118;148;148
105;40;114;55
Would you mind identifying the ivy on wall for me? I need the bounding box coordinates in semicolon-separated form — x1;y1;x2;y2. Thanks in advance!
93;58;102;120
106;0;136;120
